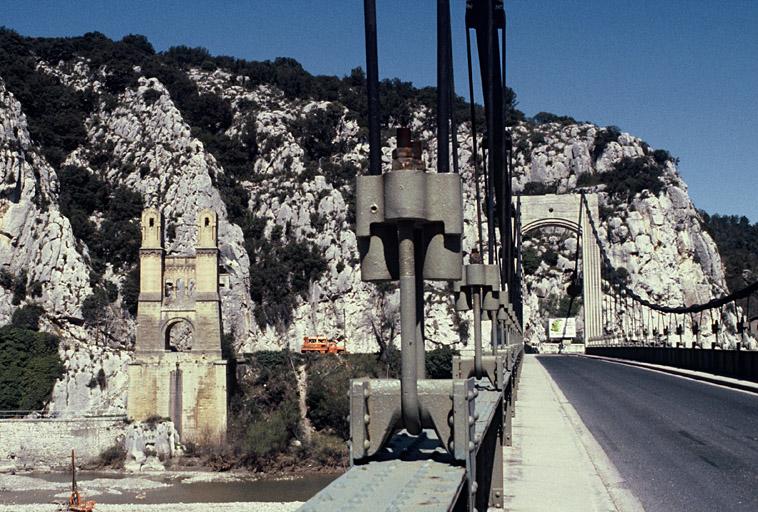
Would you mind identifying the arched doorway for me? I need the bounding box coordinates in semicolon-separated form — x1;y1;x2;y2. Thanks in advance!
165;319;194;352
519;193;602;344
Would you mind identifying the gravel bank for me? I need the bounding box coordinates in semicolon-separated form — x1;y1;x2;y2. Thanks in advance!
0;504;302;511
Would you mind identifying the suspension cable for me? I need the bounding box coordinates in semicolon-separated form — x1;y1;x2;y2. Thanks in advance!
466;29;484;256
582;194;758;315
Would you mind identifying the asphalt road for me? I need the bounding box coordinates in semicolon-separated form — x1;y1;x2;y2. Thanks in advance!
538;355;758;512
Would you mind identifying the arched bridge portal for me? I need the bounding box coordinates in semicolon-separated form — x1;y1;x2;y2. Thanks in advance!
519;193;602;344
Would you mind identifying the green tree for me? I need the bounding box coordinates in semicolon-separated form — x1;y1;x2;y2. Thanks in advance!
11;304;44;331
0;326;63;410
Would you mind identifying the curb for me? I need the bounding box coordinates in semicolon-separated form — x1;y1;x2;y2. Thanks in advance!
536;357;646;512
580;354;758;395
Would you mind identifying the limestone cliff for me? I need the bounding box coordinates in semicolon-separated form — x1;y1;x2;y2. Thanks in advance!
0;36;742;415
510;122;736;346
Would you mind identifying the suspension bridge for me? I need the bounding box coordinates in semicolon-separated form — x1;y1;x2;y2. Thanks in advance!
299;1;758;510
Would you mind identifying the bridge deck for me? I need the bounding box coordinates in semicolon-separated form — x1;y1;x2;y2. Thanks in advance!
300;385;504;512
503;355;641;511
300;430;465;511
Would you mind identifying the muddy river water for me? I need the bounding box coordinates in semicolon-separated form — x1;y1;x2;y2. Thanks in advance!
0;470;339;505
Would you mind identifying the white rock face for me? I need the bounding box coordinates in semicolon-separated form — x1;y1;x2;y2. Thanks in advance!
512;122;738;347
123;420;180;472
67;77;255;341
0;80;92;322
0;58;744;419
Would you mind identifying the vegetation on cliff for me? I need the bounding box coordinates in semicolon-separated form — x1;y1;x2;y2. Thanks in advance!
185;348;453;471
0;29;526;332
0;323;63;411
700;213;758;318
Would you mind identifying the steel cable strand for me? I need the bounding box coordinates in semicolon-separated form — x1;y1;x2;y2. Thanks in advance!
580;195;758;315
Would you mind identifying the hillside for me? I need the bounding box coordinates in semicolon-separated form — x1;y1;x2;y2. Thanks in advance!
0;30;740;416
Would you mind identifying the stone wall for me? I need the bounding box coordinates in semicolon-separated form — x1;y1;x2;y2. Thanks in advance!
127;355;227;443
0;417;126;471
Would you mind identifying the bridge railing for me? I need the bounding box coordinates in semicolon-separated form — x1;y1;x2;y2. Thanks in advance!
0;410;44;419
586;345;758;382
301;342;524;512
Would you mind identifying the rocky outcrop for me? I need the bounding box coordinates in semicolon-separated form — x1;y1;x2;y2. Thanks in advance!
0;80;91;323
0;53;744;419
123;420;181;472
512;122;737;346
65;76;255;342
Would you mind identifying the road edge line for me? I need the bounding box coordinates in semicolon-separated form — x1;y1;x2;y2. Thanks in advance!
580;354;758;395
535;356;646;512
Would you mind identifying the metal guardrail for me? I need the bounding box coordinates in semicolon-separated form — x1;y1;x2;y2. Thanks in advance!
0;411;128;420
586;345;758;382
302;344;524;511
303;2;526;509
0;410;44;419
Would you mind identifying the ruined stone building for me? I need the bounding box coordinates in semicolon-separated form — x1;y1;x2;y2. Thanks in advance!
127;208;227;442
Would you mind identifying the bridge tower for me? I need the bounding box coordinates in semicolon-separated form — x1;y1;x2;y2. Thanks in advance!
519;193;603;347
127;208;227;442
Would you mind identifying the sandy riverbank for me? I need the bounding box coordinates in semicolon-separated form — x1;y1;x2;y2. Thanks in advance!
0;470;332;509
0;504;302;512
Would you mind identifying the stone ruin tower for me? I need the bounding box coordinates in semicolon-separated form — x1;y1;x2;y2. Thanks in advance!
127;207;227;442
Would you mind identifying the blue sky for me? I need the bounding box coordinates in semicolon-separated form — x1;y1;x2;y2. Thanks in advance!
3;0;756;220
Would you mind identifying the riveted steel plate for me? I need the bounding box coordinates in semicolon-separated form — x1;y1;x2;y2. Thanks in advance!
300;430;466;512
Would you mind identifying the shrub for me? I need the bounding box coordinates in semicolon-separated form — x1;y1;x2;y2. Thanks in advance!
120;265;140;316
577;157;665;198
0;29;94;168
425;345;458;379
290;104;344;162
142;88;161;105
29;281;43;298
98;444;127;469
652;149;672;165
0;326;63;410
230;351;302;461
305;432;347;467
11;270;27;305
242;407;295;458
321;159;359;191
242;216;328;327
144;414;166;427
543;294;581;318
58;166;143;272
96;368;107;389
529;131;546;145
542;249;559;267
592;126;621;161
11;304;44;331
306;358;351;439
576;172;601;188
532;112;577;125
0;269;14;289
522;246;541;275
82;287;110;326
700;212;758;318
604;157;665;198
521;181;557;196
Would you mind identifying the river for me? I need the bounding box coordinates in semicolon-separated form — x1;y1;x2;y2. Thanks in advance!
0;470;339;506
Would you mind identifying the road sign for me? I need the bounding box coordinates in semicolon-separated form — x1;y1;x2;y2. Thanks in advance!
548;318;576;339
